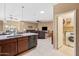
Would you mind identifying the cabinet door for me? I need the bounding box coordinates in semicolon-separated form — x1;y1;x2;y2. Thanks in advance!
18;37;28;53
1;39;17;56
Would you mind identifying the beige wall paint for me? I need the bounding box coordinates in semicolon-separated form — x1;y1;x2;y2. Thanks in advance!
3;20;20;31
3;20;37;32
0;20;53;32
0;18;53;33
19;21;37;32
38;22;53;31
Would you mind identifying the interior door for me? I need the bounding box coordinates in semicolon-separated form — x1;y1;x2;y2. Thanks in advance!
57;16;64;48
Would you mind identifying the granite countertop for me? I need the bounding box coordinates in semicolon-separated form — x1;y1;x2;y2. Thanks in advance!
0;33;38;40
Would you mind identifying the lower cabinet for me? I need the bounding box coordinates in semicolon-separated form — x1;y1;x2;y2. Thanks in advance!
1;39;17;56
18;37;28;53
0;46;1;53
0;35;37;56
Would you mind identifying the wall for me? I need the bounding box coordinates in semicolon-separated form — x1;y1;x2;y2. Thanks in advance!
19;21;37;32
3;20;20;31
0;20;3;32
38;22;53;32
2;20;53;32
54;3;79;56
3;20;37;32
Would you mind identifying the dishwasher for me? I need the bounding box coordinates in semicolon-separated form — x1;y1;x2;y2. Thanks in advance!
28;35;37;49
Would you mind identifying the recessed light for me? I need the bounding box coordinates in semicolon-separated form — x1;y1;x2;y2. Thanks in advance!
40;11;45;14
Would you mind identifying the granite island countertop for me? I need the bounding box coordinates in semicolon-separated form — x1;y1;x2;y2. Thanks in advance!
0;33;38;40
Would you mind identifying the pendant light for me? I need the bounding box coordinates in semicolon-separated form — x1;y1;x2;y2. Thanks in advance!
21;5;24;20
4;3;8;30
36;20;40;30
21;5;26;32
4;3;6;20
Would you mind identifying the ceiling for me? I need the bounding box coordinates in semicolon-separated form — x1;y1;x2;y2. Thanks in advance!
0;3;56;22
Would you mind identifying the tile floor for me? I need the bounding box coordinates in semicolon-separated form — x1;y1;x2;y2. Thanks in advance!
19;38;65;56
59;45;74;56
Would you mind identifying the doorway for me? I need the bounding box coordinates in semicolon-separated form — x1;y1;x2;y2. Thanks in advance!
56;10;76;56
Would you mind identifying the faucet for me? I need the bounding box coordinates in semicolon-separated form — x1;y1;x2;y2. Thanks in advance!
10;28;17;36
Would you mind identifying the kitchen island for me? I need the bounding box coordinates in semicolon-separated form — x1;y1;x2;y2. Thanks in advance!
0;33;38;56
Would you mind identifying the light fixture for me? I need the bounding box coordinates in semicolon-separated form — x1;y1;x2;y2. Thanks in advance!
9;14;13;19
40;11;45;14
36;20;40;30
4;3;6;20
22;5;24;20
3;3;8;24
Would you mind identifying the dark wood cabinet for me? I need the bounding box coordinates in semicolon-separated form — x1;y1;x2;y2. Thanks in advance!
18;37;28;53
0;39;17;56
0;37;28;56
0;46;1;53
0;35;37;56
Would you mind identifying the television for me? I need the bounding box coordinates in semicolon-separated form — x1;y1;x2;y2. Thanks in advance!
42;27;47;31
